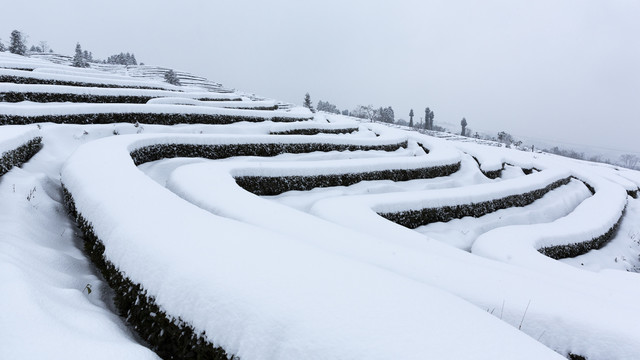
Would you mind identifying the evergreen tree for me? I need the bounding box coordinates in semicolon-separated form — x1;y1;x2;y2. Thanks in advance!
303;93;315;112
423;107;435;130
106;52;138;65
72;43;88;67
9;30;27;55
380;106;394;123
460;117;468;136
409;109;414;127
83;50;94;63
316;100;340;114
164;69;181;86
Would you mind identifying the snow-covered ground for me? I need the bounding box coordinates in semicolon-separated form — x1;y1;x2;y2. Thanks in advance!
1;51;640;360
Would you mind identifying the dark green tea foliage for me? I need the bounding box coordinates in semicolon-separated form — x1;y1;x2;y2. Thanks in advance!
0;137;42;176
130;141;408;165
0;112;312;126
0;74;167;90
379;177;572;229
236;162;461;195
63;188;237;360
269;127;358;135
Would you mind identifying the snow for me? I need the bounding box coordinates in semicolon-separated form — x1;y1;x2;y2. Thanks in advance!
146;97;271;107
0;83;242;101
0;124;41;155
0;102;313;120
0;127;159;359
472;169;628;269
3;51;640;360
0;67;183;90
61;133;563;360
368;168;570;213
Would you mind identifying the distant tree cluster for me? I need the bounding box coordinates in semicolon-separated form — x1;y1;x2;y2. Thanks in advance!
543;146;639;170
543;146;585;161
9;30;27;55
28;41;52;53
619;154;640;170
2;30;53;55
106;52;138;65
346;105;395;123
375;106;395;123
316;100;340;114
164;69;181;86
424;107;435;130
72;43;93;68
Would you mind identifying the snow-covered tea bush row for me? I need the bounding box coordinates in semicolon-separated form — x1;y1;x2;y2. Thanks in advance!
235;162;460;195
128;134;409;165
60;133;562;360
229;147;459;195
0;83;242;104
473;170;628;263
146;97;275;109
0;104;313;125
268;117;361;135
377;169;572;228
128;131;640;359
0;126;42;176
0;68;180;90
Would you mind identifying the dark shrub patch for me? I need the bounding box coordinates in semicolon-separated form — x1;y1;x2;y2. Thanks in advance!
130;141;408;166
0;137;42;176
63;188;236;360
269;127;358;135
236;162;461;195
0;112;312;126
378;177;572;229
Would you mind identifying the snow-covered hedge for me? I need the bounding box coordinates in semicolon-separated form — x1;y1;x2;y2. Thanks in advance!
62;190;231;360
129;134;409;165
0;126;42;176
0;68;178;90
378;170;572;228
146;97;273;109
269;127;358;135
0;104;313;125
60;133;559;360
268;120;359;135
0;83;242;103
472;170;628;264
234;160;460;195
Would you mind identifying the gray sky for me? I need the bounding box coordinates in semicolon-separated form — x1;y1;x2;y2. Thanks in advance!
2;0;639;156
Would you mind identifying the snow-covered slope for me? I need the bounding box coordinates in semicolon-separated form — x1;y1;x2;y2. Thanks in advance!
1;51;640;360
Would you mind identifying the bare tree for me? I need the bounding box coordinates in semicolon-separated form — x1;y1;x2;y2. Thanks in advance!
619;154;640;169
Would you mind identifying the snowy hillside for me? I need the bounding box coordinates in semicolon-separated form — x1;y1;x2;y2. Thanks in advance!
1;51;639;360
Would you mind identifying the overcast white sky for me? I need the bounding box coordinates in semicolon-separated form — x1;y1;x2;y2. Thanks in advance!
2;0;639;156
